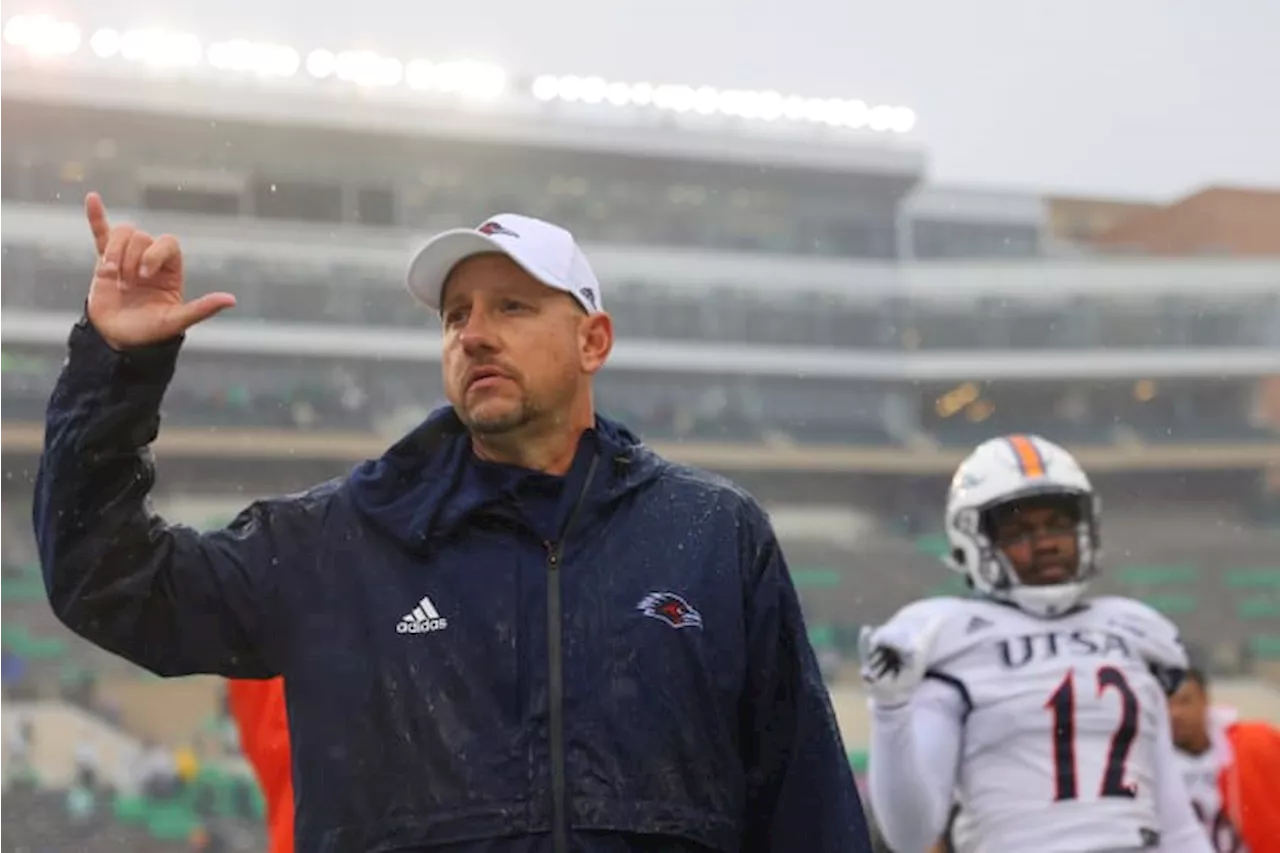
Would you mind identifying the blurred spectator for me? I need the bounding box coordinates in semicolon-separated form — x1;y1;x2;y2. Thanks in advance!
174;744;200;787
7;713;36;784
74;736;100;789
136;739;181;799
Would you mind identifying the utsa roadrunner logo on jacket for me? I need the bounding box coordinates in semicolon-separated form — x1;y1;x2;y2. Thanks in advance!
637;592;703;629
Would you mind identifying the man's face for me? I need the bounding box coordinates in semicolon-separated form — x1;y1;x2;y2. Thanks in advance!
1168;677;1209;752
440;253;610;436
987;498;1081;586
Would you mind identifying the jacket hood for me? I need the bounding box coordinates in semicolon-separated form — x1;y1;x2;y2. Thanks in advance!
346;406;664;550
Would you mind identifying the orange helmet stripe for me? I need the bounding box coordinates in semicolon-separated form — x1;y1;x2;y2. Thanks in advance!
1006;434;1045;477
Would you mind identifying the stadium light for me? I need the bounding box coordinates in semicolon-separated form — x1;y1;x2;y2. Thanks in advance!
333;50;403;88
525;74;916;134
116;28;202;68
207;39;300;78
89;28;121;59
403;58;508;99
605;82;631;106
305;49;337;79
0;13;913;132
3;14;80;57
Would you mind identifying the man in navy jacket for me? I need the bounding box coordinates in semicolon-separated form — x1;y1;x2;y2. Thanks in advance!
34;193;871;853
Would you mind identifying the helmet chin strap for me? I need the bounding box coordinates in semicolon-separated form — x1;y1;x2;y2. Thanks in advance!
985;550;1088;617
1009;582;1089;618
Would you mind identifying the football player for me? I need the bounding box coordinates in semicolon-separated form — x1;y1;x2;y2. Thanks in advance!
860;434;1212;853
1168;669;1245;852
1168;668;1280;853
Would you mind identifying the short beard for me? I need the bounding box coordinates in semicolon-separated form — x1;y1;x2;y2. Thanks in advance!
461;400;537;436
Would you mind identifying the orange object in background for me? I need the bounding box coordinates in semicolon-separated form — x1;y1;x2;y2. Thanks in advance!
1221;720;1280;853
227;679;294;853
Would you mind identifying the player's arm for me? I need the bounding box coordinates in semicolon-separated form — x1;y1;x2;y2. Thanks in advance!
739;523;874;853
866;678;964;853
33;317;321;678
1151;696;1214;853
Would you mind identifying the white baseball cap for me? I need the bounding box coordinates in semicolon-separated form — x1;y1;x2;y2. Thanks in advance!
406;213;604;315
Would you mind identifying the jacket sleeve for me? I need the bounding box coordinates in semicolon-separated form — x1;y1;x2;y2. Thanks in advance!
33;318;316;678
739;522;873;853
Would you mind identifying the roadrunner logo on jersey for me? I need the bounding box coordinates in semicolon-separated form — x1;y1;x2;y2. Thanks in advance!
638;592;703;630
397;595;449;634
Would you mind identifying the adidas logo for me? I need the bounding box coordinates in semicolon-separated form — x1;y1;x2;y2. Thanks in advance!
396;596;449;634
965;615;993;635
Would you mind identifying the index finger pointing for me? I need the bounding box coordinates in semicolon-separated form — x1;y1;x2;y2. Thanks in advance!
85;192;111;256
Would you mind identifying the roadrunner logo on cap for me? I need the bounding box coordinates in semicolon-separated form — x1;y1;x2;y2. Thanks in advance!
478;221;519;238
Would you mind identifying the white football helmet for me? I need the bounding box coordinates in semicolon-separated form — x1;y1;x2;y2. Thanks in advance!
944;434;1101;618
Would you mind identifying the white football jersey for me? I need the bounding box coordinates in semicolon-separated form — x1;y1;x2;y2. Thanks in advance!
1177;707;1247;853
888;595;1187;853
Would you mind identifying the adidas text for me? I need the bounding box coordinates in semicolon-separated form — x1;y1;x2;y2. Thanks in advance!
397;617;449;634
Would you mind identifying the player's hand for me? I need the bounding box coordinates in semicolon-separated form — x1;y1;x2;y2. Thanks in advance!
858;616;945;708
84;192;236;350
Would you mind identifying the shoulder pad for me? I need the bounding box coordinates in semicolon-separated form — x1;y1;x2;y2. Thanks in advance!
881;596;988;669
1093;596;1189;677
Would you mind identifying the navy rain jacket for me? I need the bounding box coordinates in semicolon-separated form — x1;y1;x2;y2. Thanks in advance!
34;318;870;853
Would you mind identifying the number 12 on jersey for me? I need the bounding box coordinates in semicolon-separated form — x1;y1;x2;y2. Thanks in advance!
1046;666;1139;801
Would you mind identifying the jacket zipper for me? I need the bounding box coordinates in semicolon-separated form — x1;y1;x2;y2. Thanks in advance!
545;452;600;853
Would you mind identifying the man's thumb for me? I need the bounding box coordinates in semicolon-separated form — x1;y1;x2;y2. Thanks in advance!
173;292;237;332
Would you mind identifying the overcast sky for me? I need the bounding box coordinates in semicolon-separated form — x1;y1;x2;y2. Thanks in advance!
39;0;1280;199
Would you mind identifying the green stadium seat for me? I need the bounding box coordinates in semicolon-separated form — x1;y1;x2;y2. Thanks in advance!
23;634;69;661
1236;598;1280;619
113;794;149;824
929;575;969;598
913;534;951;558
1116;564;1198;586
248;784;267;821
1;579;45;603
210;776;245;818
1225;568;1280;589
809;624;837;649
1248;634;1280;660
847;750;868;774
792;568;843;588
1;624;68;660
145;802;202;841
1139;594;1198;616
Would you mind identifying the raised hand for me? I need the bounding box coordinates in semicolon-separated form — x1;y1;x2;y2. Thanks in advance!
84;192;236;350
859;616;946;708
